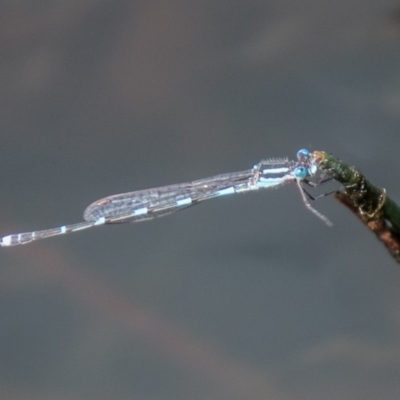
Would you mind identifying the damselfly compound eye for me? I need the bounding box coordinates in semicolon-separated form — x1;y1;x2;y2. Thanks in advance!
293;166;308;180
296;148;310;160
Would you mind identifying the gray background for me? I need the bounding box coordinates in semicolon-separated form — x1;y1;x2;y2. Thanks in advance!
1;1;400;399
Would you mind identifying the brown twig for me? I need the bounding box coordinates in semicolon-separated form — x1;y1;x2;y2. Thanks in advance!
312;151;400;264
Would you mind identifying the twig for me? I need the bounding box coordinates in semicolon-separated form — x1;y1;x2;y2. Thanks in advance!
311;151;400;263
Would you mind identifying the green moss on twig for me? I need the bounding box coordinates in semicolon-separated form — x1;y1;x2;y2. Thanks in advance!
312;151;400;263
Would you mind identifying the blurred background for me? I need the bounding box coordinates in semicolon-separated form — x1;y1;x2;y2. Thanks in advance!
1;1;400;399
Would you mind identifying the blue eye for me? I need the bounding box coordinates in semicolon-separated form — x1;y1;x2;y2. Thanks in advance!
293;166;308;179
297;148;310;160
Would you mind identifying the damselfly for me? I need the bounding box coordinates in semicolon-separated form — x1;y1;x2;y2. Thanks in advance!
0;149;331;247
